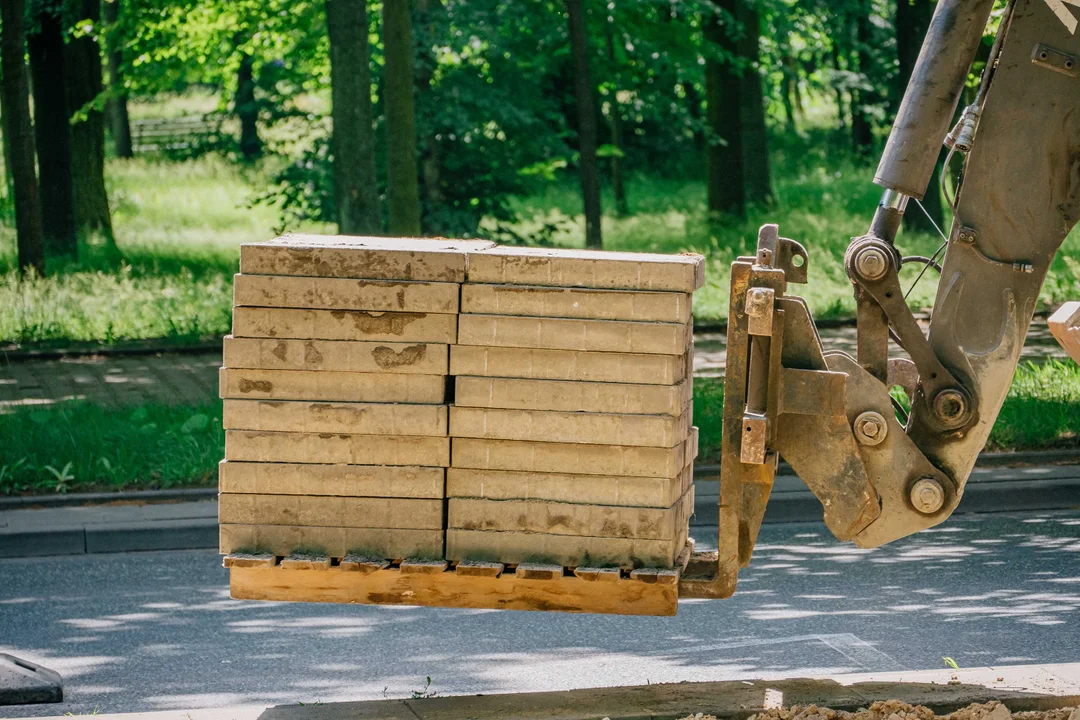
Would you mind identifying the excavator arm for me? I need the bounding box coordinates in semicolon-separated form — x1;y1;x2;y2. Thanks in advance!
681;0;1080;598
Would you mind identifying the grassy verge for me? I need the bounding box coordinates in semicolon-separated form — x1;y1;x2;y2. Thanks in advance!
1;360;1073;496
0;400;223;495
2;131;1077;349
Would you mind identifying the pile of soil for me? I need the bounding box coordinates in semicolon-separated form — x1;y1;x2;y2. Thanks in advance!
679;701;1079;720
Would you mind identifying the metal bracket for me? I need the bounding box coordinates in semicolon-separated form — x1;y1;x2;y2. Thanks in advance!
1032;44;1079;78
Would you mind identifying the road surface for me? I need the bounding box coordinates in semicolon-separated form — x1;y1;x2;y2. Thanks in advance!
1;510;1078;717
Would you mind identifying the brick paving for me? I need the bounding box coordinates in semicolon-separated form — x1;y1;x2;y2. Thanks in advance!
0;319;1068;411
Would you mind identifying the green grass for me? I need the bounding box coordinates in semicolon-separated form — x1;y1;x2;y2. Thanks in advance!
0;400;223;495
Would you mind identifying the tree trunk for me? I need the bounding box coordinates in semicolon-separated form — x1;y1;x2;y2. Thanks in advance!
704;0;744;219
896;0;944;234
415;0;444;230
65;0;115;246
604;15;628;217
327;0;381;235
383;0;422;236
565;0;603;247
851;3;874;155
736;2;772;206
103;0;133;158
235;52;261;160
0;0;44;274
28;6;78;258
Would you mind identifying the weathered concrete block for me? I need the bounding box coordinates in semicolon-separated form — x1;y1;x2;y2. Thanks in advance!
451;436;693;478
448;486;694;540
226;430;450;466
219;523;444;558
222;337;449;374
219;367;446;404
449;345;688;385
461;283;692;323
233;274;460;314
449;405;690;447
446;465;694;508
219;461;444;498
240;235;493;282
232;307;457;343
445;526;687;568
223;399;448;437
457;314;691;355
454;376;691;416
466;246;705;292
219;494;444;530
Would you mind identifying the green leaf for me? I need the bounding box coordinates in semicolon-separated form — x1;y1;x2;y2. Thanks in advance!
943;657;960;670
595;144;625;158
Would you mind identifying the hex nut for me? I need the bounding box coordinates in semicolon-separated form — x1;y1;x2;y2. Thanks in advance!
853;411;888;446
910;477;946;515
854;246;890;281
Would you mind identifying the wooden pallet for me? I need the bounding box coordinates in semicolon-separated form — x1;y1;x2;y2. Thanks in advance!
226;542;694;617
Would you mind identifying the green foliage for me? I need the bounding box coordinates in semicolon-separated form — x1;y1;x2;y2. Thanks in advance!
0;400;223;495
692;375;725;464
990;360;1080;451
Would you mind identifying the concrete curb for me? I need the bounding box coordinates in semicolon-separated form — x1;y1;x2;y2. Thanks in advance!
24;664;1080;720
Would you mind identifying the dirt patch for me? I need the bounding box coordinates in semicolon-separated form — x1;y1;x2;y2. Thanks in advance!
677;701;1080;720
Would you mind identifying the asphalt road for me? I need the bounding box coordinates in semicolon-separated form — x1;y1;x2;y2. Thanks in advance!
1;510;1078;717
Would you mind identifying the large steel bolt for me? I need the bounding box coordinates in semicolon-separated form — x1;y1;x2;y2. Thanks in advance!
854;246;890;281
853;411;888;446
910;477;946;515
933;389;969;426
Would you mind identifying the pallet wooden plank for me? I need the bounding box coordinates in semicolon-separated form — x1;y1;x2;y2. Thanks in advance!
219;368;446;404
222;553;278;569
460;284;692;323
454;376;691;417
446;466;692;508
280;553;332;571
218;494;444;530
454;560;504;578
233;274;459;313
449;345;688;385
219;462;445;499
225;431;450;466
223;400;448;437
457;314;691;355
445;526;688;569
222;337;449;374
219;523;444;558
239;235;493;282
228;564;677;616
449;405;690;447
448;487;695;541
466;246;705;292
232;307;457;343
451;437;692;478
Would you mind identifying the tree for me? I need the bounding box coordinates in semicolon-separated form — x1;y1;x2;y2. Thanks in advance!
103;0;133;158
565;0;602;248
27;2;78;258
704;0;745;219
326;0;380;235
65;0;115;245
603;11;628;218
0;0;45;273
896;0;943;234
383;0;422;236
235;50;261;160
736;1;772;206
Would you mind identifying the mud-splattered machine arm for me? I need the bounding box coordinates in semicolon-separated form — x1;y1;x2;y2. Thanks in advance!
679;0;1080;599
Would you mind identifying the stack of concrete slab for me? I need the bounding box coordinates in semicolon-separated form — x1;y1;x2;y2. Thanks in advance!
218;235;492;560
447;246;704;569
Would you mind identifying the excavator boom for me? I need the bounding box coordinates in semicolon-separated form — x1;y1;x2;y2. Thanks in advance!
682;0;1080;598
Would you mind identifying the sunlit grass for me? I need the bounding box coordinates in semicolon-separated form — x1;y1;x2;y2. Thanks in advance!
0;400;223;495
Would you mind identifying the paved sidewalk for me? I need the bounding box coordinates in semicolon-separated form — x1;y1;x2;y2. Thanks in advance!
20;663;1080;720
0;319;1068;410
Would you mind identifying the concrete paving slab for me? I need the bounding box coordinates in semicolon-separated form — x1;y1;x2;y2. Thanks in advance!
0;654;62;706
